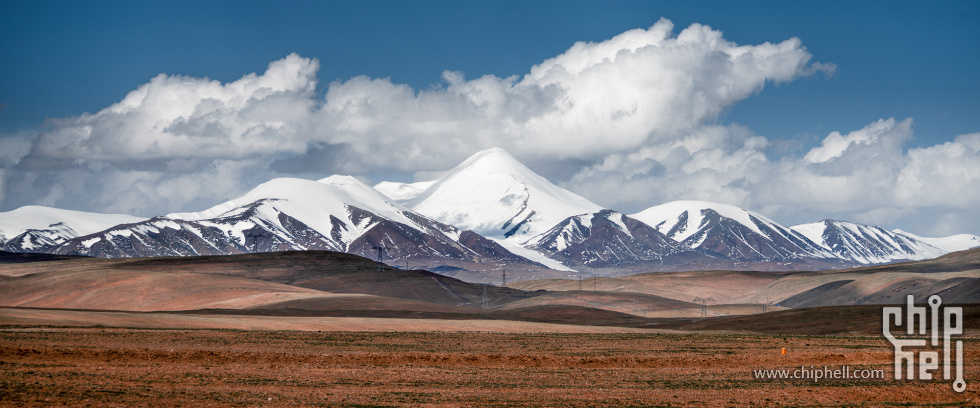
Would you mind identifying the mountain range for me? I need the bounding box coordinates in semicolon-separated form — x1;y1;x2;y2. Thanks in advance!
0;206;145;253
2;148;977;280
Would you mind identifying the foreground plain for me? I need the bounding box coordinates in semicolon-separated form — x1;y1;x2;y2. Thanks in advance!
1;328;978;407
1;249;978;406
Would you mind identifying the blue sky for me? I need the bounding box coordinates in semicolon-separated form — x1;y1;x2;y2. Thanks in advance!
3;0;977;144
0;0;978;236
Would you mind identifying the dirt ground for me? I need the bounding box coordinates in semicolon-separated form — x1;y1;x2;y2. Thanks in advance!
1;327;977;407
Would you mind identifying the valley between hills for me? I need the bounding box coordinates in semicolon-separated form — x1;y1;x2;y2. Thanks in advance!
1;248;977;334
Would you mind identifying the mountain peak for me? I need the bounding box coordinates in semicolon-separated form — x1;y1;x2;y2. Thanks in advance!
461;147;518;163
0;205;145;239
317;174;364;186
168;177;415;235
403;148;603;241
448;148;538;181
630;200;836;262
631;200;775;241
790;219;946;264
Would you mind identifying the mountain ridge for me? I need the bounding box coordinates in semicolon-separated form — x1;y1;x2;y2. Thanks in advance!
0;206;146;253
627;201;850;269
2;148;977;278
791;219;946;264
46;176;548;276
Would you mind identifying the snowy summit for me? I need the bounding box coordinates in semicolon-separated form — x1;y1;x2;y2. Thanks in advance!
399;148;603;241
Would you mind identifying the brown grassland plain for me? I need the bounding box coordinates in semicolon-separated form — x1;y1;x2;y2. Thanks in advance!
1;327;977;407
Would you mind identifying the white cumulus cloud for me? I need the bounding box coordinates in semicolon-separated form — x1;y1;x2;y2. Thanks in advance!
563;116;980;236
2;18;976;237
3;18;827;217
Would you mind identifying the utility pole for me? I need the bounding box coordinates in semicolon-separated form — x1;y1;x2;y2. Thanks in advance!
693;297;715;318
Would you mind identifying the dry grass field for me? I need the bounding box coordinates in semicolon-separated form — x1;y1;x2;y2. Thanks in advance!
1;249;978;406
1;327;978;407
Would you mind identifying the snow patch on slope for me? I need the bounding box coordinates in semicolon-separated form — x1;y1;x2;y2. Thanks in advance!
490;237;574;271
374;180;436;202
791;222;827;248
894;230;980;253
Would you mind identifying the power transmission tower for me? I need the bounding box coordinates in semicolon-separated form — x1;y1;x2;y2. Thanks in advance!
372;243;385;272
578;275;583;291
693;297;715;318
593;275;597;293
501;269;506;287
482;285;488;310
244;232;266;253
755;297;774;313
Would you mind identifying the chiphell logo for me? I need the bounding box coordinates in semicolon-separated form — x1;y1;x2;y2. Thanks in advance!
883;294;965;392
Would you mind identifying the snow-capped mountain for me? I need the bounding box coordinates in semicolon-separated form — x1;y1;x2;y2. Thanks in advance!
524;210;707;270
792;220;947;264
52;176;542;269
2;222;81;253
5;148;977;275
398;148;603;241
630;201;840;264
893;230;980;254
0;206;146;252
